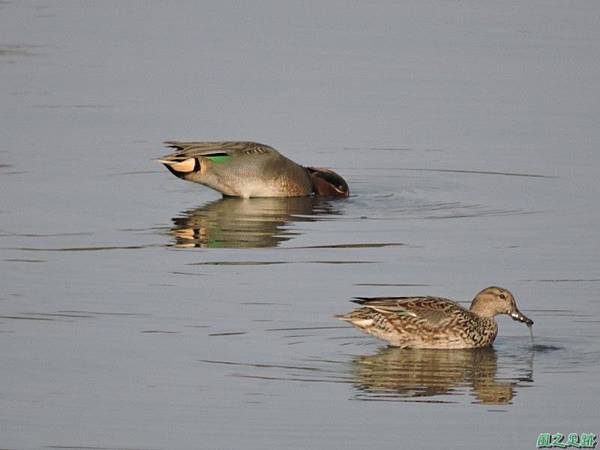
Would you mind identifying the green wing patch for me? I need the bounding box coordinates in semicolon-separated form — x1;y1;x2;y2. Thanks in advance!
205;153;232;164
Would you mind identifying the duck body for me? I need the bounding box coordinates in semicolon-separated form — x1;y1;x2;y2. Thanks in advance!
337;287;533;349
158;141;349;198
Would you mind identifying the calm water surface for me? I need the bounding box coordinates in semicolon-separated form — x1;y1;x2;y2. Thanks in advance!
2;1;600;449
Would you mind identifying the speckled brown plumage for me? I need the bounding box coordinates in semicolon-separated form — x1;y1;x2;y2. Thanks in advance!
337;287;533;349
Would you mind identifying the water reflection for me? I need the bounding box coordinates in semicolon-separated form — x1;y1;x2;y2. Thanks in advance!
169;197;343;248
350;347;533;405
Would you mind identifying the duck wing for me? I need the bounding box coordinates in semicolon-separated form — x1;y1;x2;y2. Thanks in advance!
352;296;465;329
160;141;277;161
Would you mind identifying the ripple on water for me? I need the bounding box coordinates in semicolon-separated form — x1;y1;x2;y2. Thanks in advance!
198;344;536;406
186;260;375;266
167;196;343;248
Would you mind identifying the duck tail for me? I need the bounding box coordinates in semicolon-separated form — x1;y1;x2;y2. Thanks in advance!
156;157;199;178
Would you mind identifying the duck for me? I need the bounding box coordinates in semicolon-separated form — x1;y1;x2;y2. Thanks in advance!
158;141;349;198
336;286;533;349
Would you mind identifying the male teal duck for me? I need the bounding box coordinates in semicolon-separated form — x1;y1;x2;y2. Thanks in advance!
337;286;533;349
158;141;349;198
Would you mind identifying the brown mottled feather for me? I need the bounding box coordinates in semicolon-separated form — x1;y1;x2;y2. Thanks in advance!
338;295;500;349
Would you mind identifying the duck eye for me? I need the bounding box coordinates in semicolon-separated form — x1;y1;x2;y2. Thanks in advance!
499;293;506;300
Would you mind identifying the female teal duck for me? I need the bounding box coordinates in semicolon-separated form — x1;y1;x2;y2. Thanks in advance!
158;141;349;198
337;286;533;349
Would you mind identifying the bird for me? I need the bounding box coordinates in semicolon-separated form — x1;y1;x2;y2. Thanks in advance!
158;141;349;198
336;286;533;349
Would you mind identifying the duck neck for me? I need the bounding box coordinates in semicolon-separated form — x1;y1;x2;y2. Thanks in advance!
470;300;498;319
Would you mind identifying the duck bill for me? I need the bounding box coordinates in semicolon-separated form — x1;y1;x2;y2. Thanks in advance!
510;307;533;326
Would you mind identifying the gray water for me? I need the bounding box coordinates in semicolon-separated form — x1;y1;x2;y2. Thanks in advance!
2;1;600;449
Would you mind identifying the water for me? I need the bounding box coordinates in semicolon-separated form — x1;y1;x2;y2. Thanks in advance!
2;1;600;449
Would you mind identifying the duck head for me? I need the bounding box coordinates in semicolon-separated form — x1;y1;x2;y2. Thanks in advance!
470;286;533;325
306;167;349;197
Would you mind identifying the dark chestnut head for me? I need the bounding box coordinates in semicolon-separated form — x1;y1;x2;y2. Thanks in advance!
306;167;349;198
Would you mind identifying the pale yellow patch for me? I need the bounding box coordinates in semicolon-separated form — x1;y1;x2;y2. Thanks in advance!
158;158;196;173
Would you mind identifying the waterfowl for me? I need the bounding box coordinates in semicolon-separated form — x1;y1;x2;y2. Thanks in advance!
337;286;533;349
158;141;349;198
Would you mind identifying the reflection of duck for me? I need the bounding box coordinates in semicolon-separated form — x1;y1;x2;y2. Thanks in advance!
158;141;349;198
350;346;530;404
337;287;534;349
169;197;341;248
